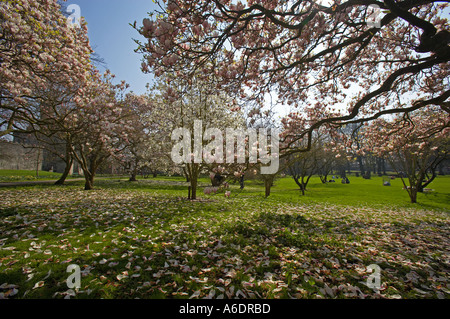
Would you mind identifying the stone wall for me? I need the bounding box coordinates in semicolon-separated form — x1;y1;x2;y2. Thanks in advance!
0;140;43;171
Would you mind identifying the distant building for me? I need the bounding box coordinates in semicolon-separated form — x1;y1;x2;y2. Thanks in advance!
0;132;81;174
0;139;43;171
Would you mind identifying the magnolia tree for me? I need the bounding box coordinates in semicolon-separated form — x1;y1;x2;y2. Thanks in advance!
67;71;133;190
286;135;341;195
315;141;339;184
135;0;449;156
119;93;154;181
364;107;449;203
148;73;247;199
8;69;131;190
0;0;98;186
336;123;389;178
282;110;342;194
119;92;178;181
0;0;93;138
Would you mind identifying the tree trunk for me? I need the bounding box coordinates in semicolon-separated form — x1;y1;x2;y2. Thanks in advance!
83;165;96;190
400;177;418;204
186;164;199;200
302;174;313;195
36;148;41;178
84;174;94;190
300;184;305;196
183;167;190;183
410;189;418;204
239;175;245;190
129;165;138;182
129;157;139;182
264;176;274;198
418;171;436;193
265;180;271;198
55;156;73;185
293;176;302;188
190;175;198;200
319;174;328;184
357;156;365;176
378;158;383;175
293;175;306;195
129;172;137;182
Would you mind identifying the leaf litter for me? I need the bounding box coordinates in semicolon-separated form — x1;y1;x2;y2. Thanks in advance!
0;186;448;299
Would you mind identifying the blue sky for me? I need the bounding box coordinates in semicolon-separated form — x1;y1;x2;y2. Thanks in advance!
65;0;158;95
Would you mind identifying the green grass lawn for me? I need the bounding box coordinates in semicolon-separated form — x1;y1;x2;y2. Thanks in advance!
0;170;134;183
0;175;448;299
129;174;450;211
0;170;63;182
267;175;450;211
